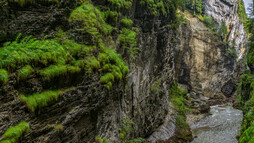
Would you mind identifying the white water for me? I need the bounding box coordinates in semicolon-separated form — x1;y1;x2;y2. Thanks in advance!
191;105;243;143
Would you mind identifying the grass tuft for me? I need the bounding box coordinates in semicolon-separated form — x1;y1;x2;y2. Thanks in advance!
18;65;34;80
20;90;62;112
0;121;30;143
0;69;8;84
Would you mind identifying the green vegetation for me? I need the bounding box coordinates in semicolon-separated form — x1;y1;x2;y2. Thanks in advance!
107;0;133;9
20;90;62;112
0;121;30;143
95;119;146;143
238;74;254;143
169;82;190;127
238;0;248;24
203;15;213;27
119;28;139;59
218;21;228;40
18;65;34;80
69;1;114;39
185;0;204;14
121;18;133;27
96;136;109;143
140;0;185;16
0;69;8;84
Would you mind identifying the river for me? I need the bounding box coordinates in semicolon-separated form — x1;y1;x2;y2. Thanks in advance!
190;105;243;143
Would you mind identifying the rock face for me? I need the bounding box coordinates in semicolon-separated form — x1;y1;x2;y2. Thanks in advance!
204;0;248;61
177;12;236;100
0;1;179;142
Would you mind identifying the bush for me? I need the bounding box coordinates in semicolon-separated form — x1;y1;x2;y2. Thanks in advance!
1;121;30;143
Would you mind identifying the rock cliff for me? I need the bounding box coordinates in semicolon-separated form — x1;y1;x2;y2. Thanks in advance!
0;0;247;142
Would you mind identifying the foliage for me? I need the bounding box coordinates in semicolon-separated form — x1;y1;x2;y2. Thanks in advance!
119;28;139;59
121;18;133;27
0;121;30;143
203;15;213;27
238;74;254;143
119;119;146;143
140;0;185;16
169;82;190;127
185;0;204;14
18;65;34;80
107;0;133;9
69;1;113;39
20;90;62;112
238;0;248;24
0;69;8;84
226;48;237;60
96;136;109;143
218;21;228;39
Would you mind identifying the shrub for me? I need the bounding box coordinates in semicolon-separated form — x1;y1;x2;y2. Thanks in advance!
0;69;8;84
0;121;30;143
20;90;62;112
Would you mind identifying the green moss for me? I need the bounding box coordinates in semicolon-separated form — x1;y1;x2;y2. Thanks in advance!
0;121;29;143
69;1;113;38
96;136;109;143
107;0;133;9
39;65;68;80
20;90;62;112
121;18;133;27
18;65;34;80
0;69;8;84
85;56;100;72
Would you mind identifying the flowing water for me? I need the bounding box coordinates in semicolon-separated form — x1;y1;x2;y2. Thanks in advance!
191;105;243;143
